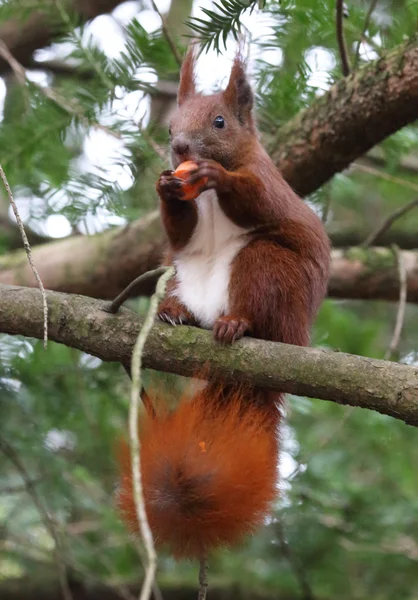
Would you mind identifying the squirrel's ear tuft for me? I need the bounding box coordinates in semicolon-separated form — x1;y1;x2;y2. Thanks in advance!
178;45;197;106
223;52;254;128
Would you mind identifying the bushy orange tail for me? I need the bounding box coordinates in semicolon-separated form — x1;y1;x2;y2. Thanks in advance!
117;384;280;559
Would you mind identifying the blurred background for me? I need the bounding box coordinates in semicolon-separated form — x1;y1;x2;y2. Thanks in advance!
1;0;418;598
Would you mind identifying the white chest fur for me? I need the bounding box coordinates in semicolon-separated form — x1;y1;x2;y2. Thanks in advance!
173;190;249;328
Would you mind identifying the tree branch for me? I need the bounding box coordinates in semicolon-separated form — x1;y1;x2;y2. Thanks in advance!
359;149;418;176
354;0;379;69
274;35;418;196
128;268;174;600
328;226;418;250
2;216;418;304
0;39;122;140
0;212;164;298
0;216;51;249
335;0;351;76
149;0;182;67
362;198;418;248
28;58;96;79
329;247;418;303
0;0;128;75
0;164;48;347
384;245;407;361
1;284;418;426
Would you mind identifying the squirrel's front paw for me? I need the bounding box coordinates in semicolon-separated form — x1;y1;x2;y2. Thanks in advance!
213;316;250;344
158;297;194;326
189;159;229;192
157;170;186;202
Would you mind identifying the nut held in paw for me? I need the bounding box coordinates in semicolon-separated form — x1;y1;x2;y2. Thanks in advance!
173;160;207;201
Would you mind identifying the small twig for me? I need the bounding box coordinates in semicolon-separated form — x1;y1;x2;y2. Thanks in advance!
276;521;315;600
385;245;407;361
198;556;209;600
1;35;170;160
129;266;175;600
354;0;379;68
353;163;418;193
141;128;168;161
362;197;418;248
140;388;157;418
0;38;121;140
104;267;169;314
55;0;115;91
40;85;122;139
0;436;73;600
149;0;182;67
336;0;351;76
130;538;164;600
122;365;157;418
0;165;48;348
29;58;95;79
0;39;26;84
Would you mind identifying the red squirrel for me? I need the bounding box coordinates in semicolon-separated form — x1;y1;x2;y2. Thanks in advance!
118;47;330;560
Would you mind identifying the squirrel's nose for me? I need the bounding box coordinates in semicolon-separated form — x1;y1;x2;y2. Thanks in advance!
172;137;190;157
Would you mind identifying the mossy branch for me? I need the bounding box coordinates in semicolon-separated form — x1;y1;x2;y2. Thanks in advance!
1;284;418;426
274;34;418;196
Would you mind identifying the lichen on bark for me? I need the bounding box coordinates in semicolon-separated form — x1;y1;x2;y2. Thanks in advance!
1;284;418;427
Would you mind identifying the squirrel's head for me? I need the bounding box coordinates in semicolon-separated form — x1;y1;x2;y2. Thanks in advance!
169;46;256;170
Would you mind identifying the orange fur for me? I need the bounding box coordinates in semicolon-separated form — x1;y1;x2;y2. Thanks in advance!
117;384;280;559
118;45;329;562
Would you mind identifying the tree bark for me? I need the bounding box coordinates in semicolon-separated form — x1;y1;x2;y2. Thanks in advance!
2;217;418;304
0;0;128;74
0;216;51;250
274;35;418;196
0;212;164;298
329;226;418;250
1;284;418;425
330;248;418;302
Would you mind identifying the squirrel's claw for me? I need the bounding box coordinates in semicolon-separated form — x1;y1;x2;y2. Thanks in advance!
158;297;194;327
213;316;250;344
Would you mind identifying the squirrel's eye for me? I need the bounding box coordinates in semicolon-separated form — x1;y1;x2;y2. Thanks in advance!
213;115;225;129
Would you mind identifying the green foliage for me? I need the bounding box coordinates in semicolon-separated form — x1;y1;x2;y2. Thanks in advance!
1;0;418;599
119;20;181;82
0;0;60;23
187;1;259;52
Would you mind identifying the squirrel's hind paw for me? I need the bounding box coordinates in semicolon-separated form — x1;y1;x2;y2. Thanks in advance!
158;297;194;326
